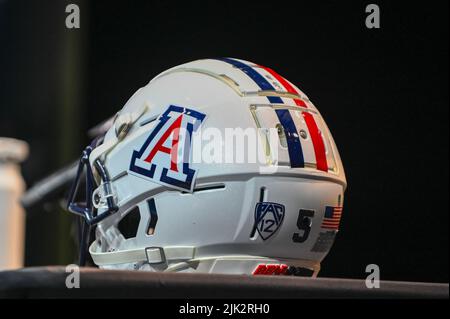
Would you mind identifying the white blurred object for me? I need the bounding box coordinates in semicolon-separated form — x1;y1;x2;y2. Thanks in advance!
0;138;28;270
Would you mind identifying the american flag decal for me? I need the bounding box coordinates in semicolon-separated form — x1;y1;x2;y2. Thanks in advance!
321;206;343;230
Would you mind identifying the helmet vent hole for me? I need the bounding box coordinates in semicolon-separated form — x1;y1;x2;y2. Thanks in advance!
181;184;225;194
147;198;158;236
259;187;267;202
139;114;160;127
250;187;267;240
194;184;225;193
118;206;141;239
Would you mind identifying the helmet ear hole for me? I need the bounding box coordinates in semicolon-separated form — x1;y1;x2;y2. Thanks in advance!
118;206;141;239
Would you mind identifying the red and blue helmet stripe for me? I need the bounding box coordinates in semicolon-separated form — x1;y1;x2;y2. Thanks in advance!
215;58;328;172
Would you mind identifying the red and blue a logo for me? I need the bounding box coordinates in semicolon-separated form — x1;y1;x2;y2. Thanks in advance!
129;105;206;192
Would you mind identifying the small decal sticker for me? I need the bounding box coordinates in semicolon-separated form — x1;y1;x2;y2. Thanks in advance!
254;202;285;240
252;264;314;276
321;206;343;230
311;231;337;253
253;264;288;275
311;206;342;252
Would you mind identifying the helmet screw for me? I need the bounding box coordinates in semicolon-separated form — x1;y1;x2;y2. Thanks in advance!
93;193;101;205
299;129;308;139
116;122;130;139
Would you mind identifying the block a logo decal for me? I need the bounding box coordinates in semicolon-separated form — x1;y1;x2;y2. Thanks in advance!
129;105;206;192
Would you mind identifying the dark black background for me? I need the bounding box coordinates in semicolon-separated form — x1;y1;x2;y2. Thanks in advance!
0;0;448;283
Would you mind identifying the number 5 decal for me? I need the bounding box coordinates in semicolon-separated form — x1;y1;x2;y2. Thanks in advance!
292;209;315;243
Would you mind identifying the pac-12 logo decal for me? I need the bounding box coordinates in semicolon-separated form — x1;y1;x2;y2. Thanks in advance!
254;202;285;240
129;105;206;192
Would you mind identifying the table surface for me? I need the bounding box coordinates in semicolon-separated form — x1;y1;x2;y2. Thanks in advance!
0;266;448;299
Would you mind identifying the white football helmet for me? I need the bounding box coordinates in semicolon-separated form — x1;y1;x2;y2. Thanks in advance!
67;58;346;276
